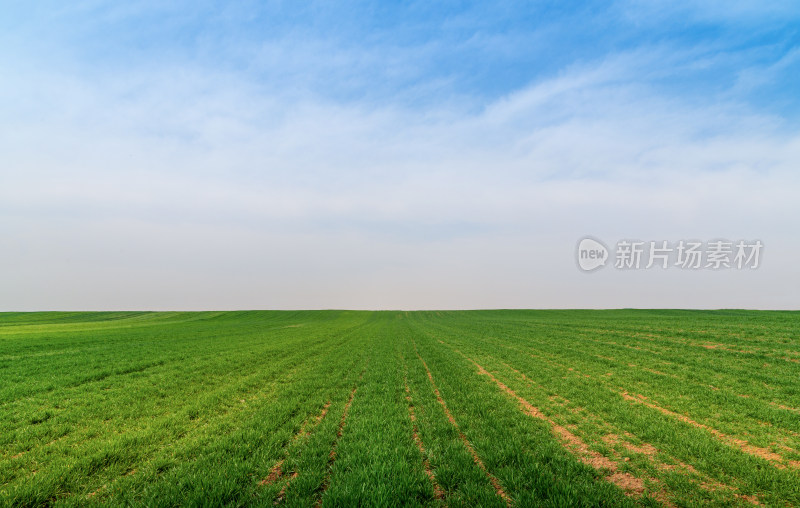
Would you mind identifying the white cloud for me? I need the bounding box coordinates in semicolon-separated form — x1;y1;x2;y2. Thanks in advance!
1;33;799;309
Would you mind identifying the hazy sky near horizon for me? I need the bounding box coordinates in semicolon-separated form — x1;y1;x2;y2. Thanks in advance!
2;1;799;310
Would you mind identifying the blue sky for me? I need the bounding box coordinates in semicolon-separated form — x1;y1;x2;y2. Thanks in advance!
2;1;799;309
6;1;799;109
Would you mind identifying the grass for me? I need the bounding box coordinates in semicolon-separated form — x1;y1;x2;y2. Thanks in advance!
1;310;798;506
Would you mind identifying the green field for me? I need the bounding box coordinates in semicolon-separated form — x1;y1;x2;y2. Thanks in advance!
1;310;799;507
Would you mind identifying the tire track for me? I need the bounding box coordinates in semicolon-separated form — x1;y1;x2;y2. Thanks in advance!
313;386;356;506
404;373;445;502
260;401;331;489
413;343;512;507
315;363;367;507
431;343;671;502
493;356;761;503
490;338;800;471
619;392;800;470
463;355;652;499
443;341;771;506
600;434;761;506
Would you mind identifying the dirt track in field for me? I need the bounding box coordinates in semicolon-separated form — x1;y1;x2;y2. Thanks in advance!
315;370;364;507
260;401;332;489
466;356;651;497
468;350;769;506
404;375;445;501
490;337;800;472
414;345;512;507
620;391;800;470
